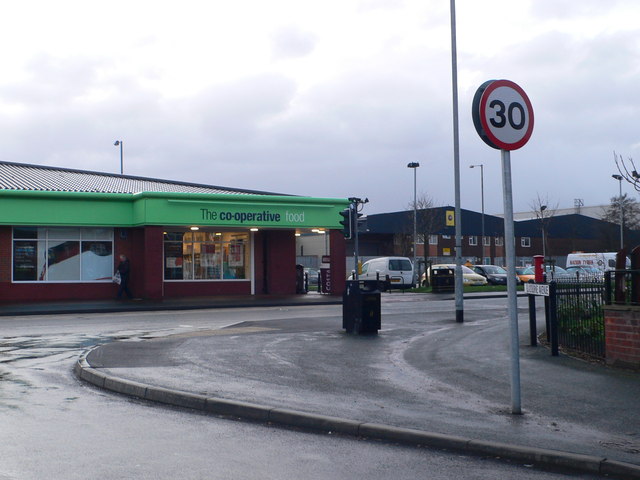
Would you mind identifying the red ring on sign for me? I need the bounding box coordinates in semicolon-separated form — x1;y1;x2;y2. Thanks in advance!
479;79;534;151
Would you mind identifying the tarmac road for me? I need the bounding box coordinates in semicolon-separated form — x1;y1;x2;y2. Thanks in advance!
82;294;640;472
1;296;614;480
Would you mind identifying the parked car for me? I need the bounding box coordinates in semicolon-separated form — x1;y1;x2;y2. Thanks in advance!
349;256;414;290
472;265;509;285
515;266;529;284
421;264;487;287
565;265;604;280
517;265;572;283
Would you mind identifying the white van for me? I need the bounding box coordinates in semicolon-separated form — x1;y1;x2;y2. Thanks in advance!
355;256;414;289
565;252;630;272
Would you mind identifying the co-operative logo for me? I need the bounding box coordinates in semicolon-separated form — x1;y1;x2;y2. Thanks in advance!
200;209;306;224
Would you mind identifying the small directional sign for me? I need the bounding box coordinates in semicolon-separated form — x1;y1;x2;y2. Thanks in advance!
524;283;549;296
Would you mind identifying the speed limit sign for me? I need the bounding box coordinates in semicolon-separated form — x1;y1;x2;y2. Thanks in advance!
472;79;534;151
471;79;534;414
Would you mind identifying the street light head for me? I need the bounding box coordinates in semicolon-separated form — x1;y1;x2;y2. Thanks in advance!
469;164;482;169
407;162;419;168
632;170;640;179
540;205;547;211
612;174;623;181
114;140;121;146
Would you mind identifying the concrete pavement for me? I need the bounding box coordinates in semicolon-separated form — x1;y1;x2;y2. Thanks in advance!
68;294;640;479
0;293;342;316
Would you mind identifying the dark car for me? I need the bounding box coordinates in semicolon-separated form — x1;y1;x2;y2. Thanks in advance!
473;265;509;285
518;265;572;283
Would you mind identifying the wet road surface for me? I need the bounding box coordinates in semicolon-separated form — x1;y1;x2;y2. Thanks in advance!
0;297;615;479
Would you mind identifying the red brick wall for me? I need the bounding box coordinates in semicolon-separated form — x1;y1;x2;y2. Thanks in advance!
0;227;12;283
264;230;296;294
253;231;266;294
0;226;295;302
141;226;163;300
164;281;251;297
604;306;640;369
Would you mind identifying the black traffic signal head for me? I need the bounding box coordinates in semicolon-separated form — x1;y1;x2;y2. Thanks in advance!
339;208;352;239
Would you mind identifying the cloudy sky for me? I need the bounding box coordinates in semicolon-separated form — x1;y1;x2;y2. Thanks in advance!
1;0;639;215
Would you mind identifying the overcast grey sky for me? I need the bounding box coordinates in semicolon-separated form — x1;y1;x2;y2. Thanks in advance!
1;0;638;215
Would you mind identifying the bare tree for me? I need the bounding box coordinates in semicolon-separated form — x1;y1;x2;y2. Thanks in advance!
529;193;558;256
601;193;640;230
613;152;640;191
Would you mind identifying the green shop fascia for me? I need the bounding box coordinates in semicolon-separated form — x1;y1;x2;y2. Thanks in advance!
0;190;349;230
1;189;349;300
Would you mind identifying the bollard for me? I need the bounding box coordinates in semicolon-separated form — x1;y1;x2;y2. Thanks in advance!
549;282;558;356
528;294;537;347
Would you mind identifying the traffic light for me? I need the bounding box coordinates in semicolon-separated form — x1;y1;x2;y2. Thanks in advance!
339;208;352;238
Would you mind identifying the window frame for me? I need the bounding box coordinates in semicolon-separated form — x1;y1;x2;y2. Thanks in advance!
12;227;114;283
163;230;251;282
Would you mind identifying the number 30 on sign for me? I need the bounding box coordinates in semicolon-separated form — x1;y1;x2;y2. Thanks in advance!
472;79;534;151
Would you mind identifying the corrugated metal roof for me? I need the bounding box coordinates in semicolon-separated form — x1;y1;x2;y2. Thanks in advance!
0;161;283;196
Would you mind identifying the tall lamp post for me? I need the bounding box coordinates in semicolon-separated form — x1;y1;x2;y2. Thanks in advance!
114;140;123;175
408;162;420;285
612;174;624;249
470;164;484;263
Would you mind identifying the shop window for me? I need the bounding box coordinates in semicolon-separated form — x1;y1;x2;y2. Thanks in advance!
12;227;113;282
164;231;250;281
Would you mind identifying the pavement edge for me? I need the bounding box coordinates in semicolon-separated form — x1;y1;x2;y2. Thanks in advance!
74;351;640;480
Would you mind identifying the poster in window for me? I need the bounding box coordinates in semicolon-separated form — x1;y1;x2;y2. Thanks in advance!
229;243;243;267
201;244;216;267
13;241;38;281
166;257;183;268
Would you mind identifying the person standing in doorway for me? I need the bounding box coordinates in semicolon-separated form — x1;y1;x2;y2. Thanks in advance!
116;254;133;299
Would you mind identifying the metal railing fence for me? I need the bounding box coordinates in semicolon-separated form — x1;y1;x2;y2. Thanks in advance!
553;278;606;359
604;269;640;306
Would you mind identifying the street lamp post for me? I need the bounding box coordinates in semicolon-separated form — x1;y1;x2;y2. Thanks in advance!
114;140;123;175
612;174;624;249
408;162;420;285
470;164;484;263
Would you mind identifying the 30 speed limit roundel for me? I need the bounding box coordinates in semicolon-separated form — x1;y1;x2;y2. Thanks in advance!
472;79;534;151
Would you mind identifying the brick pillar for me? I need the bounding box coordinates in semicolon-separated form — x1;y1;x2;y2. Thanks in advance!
604;306;640;369
265;230;296;294
330;230;346;295
142;226;164;300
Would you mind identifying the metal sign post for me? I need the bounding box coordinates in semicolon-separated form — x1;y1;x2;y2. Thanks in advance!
450;0;464;324
500;148;521;414
472;79;534;415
